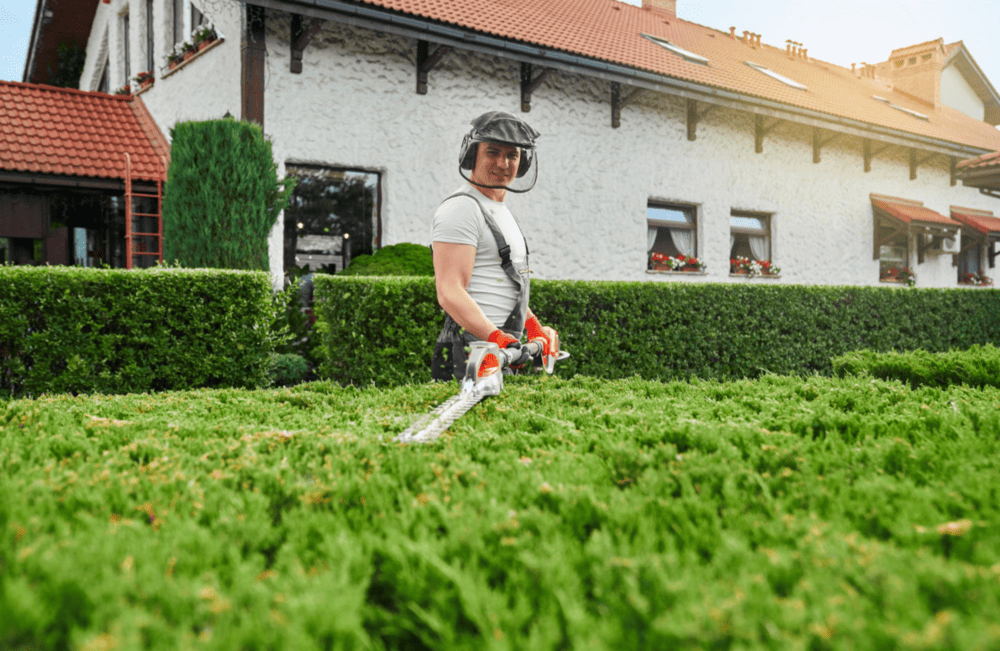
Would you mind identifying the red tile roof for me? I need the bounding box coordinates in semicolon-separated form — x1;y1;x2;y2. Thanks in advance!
871;194;959;227
0;81;167;182
351;0;1000;152
951;206;1000;235
957;150;1000;171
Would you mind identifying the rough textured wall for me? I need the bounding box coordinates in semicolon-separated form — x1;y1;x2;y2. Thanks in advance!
263;14;996;288
82;7;999;289
942;65;985;122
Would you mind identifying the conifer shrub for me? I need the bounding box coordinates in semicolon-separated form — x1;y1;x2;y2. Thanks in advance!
339;242;433;276
163;119;295;270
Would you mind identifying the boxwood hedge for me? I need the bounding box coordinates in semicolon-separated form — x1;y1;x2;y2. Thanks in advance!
313;276;1000;386
0;266;274;397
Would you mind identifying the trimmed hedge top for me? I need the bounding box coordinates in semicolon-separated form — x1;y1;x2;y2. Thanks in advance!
0;265;274;397
312;276;1000;386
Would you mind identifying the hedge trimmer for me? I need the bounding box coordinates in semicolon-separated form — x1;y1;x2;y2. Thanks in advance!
395;335;569;444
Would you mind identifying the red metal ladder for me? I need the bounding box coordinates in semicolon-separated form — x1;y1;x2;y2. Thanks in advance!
124;152;165;269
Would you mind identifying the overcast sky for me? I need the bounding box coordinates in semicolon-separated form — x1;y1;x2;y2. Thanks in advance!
2;0;998;89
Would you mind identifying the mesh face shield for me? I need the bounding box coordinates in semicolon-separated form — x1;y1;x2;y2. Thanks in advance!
459;111;540;193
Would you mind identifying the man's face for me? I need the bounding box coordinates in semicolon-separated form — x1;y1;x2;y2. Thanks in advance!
470;141;521;188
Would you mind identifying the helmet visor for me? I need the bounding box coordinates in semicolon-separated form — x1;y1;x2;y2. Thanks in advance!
460;144;538;193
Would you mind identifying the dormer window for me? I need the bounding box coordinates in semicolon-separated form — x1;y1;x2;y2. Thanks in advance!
745;62;807;90
642;34;709;65
908;56;917;65
894;59;904;68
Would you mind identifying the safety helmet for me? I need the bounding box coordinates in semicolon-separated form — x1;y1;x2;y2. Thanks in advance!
459;111;540;193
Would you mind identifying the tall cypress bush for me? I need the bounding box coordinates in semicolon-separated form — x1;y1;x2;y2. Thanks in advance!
163;119;295;270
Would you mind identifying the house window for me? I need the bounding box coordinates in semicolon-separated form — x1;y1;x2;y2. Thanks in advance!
121;11;130;84
730;211;772;271
283;165;381;273
879;231;909;282
98;58;110;93
192;3;207;30
958;244;983;283
173;0;185;46
647;202;697;269
745;61;807;90
146;0;154;72
641;33;709;65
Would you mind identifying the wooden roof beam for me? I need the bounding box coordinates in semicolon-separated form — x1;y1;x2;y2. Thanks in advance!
686;99;714;141
416;41;450;94
521;63;550;112
611;83;644;128
812;128;843;163
290;14;323;74
755;115;780;154
863;138;893;173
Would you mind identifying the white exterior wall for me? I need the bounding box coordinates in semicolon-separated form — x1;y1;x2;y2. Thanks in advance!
79;6;1000;289
942;64;985;122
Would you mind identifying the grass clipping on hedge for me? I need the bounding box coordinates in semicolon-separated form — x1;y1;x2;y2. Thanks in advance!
3;369;1000;648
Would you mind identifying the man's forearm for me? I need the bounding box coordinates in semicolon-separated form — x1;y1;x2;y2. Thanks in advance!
438;286;498;341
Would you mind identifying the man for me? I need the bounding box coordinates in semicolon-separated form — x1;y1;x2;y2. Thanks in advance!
430;111;557;381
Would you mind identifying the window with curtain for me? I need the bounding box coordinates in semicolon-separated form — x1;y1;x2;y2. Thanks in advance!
647;202;697;270
729;211;771;271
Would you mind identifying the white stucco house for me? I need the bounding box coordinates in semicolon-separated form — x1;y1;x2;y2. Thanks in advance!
23;0;1000;288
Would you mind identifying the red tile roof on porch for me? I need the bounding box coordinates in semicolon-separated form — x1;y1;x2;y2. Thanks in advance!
870;194;959;227
0;81;168;183
950;206;1000;235
352;0;1000;152
957;150;1000;172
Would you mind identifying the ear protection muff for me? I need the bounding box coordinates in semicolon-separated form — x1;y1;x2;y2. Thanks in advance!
459;137;534;177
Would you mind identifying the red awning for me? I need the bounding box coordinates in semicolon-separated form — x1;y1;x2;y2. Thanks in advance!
951;206;1000;236
870;193;960;228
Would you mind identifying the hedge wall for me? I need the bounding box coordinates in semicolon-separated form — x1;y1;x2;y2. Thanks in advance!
312;276;1000;386
0;266;274;397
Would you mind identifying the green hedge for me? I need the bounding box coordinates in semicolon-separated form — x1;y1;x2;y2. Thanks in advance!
313;277;1000;386
339;242;434;277
832;344;1000;389
0;266;274;397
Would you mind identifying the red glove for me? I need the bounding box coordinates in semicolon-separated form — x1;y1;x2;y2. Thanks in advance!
478;330;519;377
525;315;554;358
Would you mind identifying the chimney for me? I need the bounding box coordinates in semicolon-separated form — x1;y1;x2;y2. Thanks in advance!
642;0;676;17
730;26;737;40
884;40;944;108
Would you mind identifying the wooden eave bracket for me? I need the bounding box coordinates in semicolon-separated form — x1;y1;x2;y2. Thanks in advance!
812;128;843;163
611;83;644;128
909;149;937;181
863;138;892;173
754;115;780;153
686;99;714;141
950;157;958;187
416;40;450;94
989;235;1000;268
520;63;550;112
611;81;645;129
290;14;323;74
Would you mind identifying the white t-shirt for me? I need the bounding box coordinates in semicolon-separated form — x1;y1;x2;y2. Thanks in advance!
430;184;527;327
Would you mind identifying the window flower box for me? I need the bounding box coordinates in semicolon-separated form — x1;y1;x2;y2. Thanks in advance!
114;85;131;96
195;24;218;51
959;271;993;287
134;70;154;91
730;256;780;278
650;252;705;272
880;266;915;286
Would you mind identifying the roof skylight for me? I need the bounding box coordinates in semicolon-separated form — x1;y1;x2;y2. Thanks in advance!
642;34;709;66
745;61;807;90
871;95;929;121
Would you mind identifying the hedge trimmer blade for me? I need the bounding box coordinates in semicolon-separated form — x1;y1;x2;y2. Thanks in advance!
395;339;569;445
394;379;486;444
